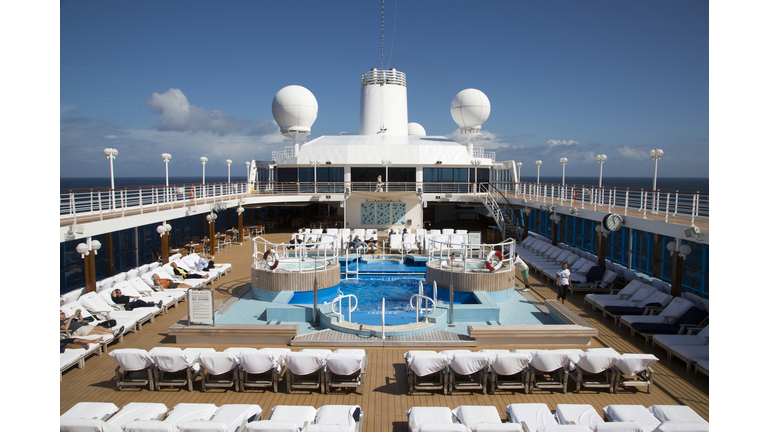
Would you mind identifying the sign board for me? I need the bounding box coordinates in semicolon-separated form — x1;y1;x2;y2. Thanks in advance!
187;288;214;325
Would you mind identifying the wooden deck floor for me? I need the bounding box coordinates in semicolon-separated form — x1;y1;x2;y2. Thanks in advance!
59;233;709;430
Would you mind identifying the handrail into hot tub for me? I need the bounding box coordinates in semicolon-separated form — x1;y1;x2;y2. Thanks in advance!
331;294;358;323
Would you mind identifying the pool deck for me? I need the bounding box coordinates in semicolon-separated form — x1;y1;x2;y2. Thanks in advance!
60;230;709;429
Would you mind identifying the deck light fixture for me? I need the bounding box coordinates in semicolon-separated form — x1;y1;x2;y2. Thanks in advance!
104;148;118;209
684;226;702;240
161;153;172;186
226;159;232;184
516;162;522;182
596;154;607;187
156;223;172;237
200;156;208;186
76;238;101;258
535;160;542;183
649;149;664;214
667;240;692;259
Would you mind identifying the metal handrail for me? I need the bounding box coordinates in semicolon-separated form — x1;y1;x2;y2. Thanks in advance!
331;294;358;323
409;294;436;323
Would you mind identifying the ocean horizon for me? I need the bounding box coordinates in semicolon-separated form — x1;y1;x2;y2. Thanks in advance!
60;176;708;192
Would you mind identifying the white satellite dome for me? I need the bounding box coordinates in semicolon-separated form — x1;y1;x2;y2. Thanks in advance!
272;85;318;134
450;88;491;129
408;122;426;136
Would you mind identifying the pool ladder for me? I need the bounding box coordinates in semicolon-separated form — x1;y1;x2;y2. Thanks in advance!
331;294;358;323
344;246;367;278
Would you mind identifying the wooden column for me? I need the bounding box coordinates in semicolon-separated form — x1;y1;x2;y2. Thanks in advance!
209;219;217;254
597;225;607;266
84;253;97;293
670;252;684;298
238;211;244;245
104;232;115;276
161;232;169;264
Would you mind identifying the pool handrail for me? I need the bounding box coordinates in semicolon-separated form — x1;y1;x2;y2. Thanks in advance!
410;294;436;323
426;236;516;273
331;294;358;323
252;234;340;271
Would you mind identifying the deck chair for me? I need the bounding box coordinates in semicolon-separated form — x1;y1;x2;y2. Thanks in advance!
151;347;212;391
246;405;318;432
60;419;123;432
668;345;709;372
105;403;169;430
527;350;572;393
127;277;186;308
61;402;120;422
79;292;150;331
444;351;489;395
602;406;661;432
694;360;708;379
647;406;708;427
284;349;331;393
403;233;418;252
406;407;467;432
631;307;709;342
452;405;522;432
555;405;605;430
199;351;239;392
590;285;659;315
652;325;709;358
325;349;367;394
482;350;530;394
569;348;620;393
110;348;155;391
584;280;646;309
238;347;291;393
178;404;263;432
404;350;450;395
388;234;403;253
307;405;363;432
124;403;218;432
618;297;692;332
505;404;558;432
612;353;658;393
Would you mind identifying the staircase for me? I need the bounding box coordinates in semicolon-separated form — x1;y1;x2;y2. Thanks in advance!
480;184;524;241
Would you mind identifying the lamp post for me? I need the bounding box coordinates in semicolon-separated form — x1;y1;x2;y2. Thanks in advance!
76;238;102;293
596;154;607;206
246;161;251;194
237;206;245;244
309;159;320;193
535;160;542;196
200;156;208;199
157;222;172;264
381;159;392;192
516;162;523;195
226;159;232;183
206;212;218;254
103;148;118;209
559;157;568;199
649;149;664;213
161;153;172;202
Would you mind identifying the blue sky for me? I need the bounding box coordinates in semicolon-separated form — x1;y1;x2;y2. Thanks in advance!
55;0;713;179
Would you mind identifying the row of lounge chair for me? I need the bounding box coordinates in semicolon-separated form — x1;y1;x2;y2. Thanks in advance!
289;228;477;255
408;403;708;432
59;253;233;378
515;237;618;293
109;347;366;394
403;348;658;396
61;402;363;432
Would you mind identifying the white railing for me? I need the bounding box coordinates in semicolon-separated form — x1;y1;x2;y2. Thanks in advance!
472;147;496;162
425;236;516;274
502;181;709;224
271;146;296;160
252;235;339;270
331;294;358;323
361;69;407;87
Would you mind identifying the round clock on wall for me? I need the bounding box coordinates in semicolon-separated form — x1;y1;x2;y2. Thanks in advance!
603;213;624;231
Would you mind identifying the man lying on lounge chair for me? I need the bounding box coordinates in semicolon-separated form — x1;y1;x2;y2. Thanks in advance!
170;262;209;279
152;274;192;289
110;289;162;311
60;336;102;353
60;310;123;337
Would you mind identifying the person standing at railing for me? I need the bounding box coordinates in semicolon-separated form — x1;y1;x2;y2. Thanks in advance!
376;175;384;192
513;252;530;291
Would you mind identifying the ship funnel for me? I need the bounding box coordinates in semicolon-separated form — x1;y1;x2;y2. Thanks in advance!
359;68;408;135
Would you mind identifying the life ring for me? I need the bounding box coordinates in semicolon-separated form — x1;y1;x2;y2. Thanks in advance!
485;250;503;271
263;249;279;270
190;188;195;199
572;188;579;199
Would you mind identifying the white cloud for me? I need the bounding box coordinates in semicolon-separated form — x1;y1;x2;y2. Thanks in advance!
616;146;648;160
145;88;249;135
547;139;579;146
61;105;76;113
445;128;510;150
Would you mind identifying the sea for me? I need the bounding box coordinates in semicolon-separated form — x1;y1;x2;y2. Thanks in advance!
60;176;709;192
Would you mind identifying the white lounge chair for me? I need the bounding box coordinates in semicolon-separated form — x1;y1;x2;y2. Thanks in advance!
79;291;155;331
569;348;620;393
61;402;120;421
555;404;605;429
123;403;218;432
150;347;212;391
526;350;572;393
407;407;467;432
481;350;530;394
613;354;658;394
584;280;646;309
618;297;693;333
110;348;155;391
238;347;291;393
452;405;522;432
647;406;708;426
246;405;317;432
668;345;709;372
444;350;489;395
404;350;449;395
60;418;124;432
177;404;263;432
388;234;403;253
505;404;558;432
106;403;169;429
306;405;363;432
325;349;367;394
284;349;331;394
602;405;661;432
651;325;709;359
199;351;239;392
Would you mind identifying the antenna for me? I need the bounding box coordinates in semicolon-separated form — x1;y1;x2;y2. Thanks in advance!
380;0;384;70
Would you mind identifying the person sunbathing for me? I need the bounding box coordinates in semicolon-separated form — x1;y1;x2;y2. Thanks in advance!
60;336;103;353
152;273;192;289
60;310;123;337
170;262;209;279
